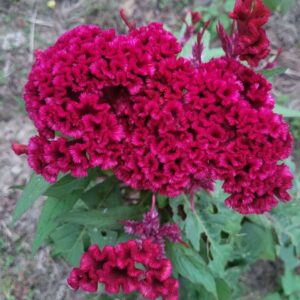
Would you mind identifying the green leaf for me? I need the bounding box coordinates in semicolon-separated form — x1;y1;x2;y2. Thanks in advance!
32;193;79;253
224;0;235;12
179;277;205;300
259;67;287;79
12;174;51;222
281;270;300;296
88;228;118;248
216;278;232;300
59;206;144;229
167;243;218;299
238;222;276;261
279;245;299;271
170;190;242;277
50;223;84;266
81;176;121;209
44;174;89;198
185;212;203;251
274;104;300;118
262;293;282;300
224;266;244;299
263;0;281;11
157;194;168;209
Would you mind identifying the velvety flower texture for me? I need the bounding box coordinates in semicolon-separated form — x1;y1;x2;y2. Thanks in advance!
22;23;181;183
67;239;179;300
186;57;293;213
113;56;214;197
14;4;294;214
21;21;215;197
229;0;271;66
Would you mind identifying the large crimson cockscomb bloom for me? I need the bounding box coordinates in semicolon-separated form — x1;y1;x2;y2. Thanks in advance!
17;20;215;197
20;22;183;183
67;239;179;300
13;3;294;214
186;56;293;213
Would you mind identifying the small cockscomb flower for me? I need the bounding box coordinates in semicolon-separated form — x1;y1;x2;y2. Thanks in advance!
67;239;179;300
122;206;183;255
26;135;90;182
228;0;271;66
11;143;28;156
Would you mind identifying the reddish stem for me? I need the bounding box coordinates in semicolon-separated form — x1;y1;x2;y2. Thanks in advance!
197;19;211;45
190;191;195;213
151;193;156;211
179;240;190;248
230;20;236;38
120;9;136;30
193;19;211;65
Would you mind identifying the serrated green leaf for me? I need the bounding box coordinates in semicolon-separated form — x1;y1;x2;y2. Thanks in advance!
32;194;79;253
59;206;144;229
12;174;51;222
194;192;241;276
167;243;218;299
274;104;300;118
170;192;242;277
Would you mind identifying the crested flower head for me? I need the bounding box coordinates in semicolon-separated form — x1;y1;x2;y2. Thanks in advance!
228;0;271;66
67;239;179;300
186;56;293;213
21;21;185;184
14;4;293;214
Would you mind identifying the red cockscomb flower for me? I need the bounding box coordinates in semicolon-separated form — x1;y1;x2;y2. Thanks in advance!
67;239;179;300
14;6;293;214
229;0;271;66
186;56;293;213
